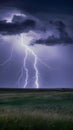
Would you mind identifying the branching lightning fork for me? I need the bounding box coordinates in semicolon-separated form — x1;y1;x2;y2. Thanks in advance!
18;34;39;88
18;33;56;88
0;33;56;89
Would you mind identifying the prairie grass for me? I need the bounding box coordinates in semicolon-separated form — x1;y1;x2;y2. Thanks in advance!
0;111;73;130
0;90;73;130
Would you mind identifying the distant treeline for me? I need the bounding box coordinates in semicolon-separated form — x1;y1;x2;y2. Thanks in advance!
0;88;73;93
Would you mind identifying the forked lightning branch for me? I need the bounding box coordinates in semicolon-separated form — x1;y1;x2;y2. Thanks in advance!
18;34;39;88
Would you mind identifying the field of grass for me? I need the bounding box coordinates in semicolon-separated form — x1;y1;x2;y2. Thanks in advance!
0;89;73;130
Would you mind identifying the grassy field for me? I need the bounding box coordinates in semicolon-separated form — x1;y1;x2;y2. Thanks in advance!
0;89;73;130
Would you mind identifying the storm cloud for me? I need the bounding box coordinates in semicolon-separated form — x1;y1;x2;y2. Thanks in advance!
34;21;73;46
0;16;37;35
0;15;73;46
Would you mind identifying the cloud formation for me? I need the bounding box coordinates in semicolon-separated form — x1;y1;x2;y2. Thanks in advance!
34;21;73;46
0;14;73;46
0;16;36;35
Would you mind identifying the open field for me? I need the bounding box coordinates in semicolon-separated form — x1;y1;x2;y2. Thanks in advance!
0;89;73;130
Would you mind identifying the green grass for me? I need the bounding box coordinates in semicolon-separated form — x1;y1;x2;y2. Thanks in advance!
0;113;73;130
0;90;73;130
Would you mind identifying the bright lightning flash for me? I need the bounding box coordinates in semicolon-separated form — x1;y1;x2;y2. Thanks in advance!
18;34;39;88
0;32;56;88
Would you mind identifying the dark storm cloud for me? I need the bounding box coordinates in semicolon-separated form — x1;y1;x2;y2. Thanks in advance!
0;17;36;35
34;20;73;46
35;36;73;46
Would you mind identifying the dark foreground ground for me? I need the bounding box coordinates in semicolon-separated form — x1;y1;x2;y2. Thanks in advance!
0;89;73;130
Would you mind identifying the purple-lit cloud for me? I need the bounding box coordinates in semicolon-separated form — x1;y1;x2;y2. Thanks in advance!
34;21;73;46
0;13;73;46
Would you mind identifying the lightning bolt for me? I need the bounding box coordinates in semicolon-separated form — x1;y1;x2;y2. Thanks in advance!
0;33;56;89
33;54;39;88
18;34;39;88
17;47;29;88
18;33;56;88
23;48;29;88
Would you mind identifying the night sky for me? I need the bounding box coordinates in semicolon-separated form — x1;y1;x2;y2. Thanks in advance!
0;0;73;88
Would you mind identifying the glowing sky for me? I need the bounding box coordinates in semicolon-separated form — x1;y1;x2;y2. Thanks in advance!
0;0;73;88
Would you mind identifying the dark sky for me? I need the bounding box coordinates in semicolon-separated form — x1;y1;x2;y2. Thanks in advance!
0;0;73;14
